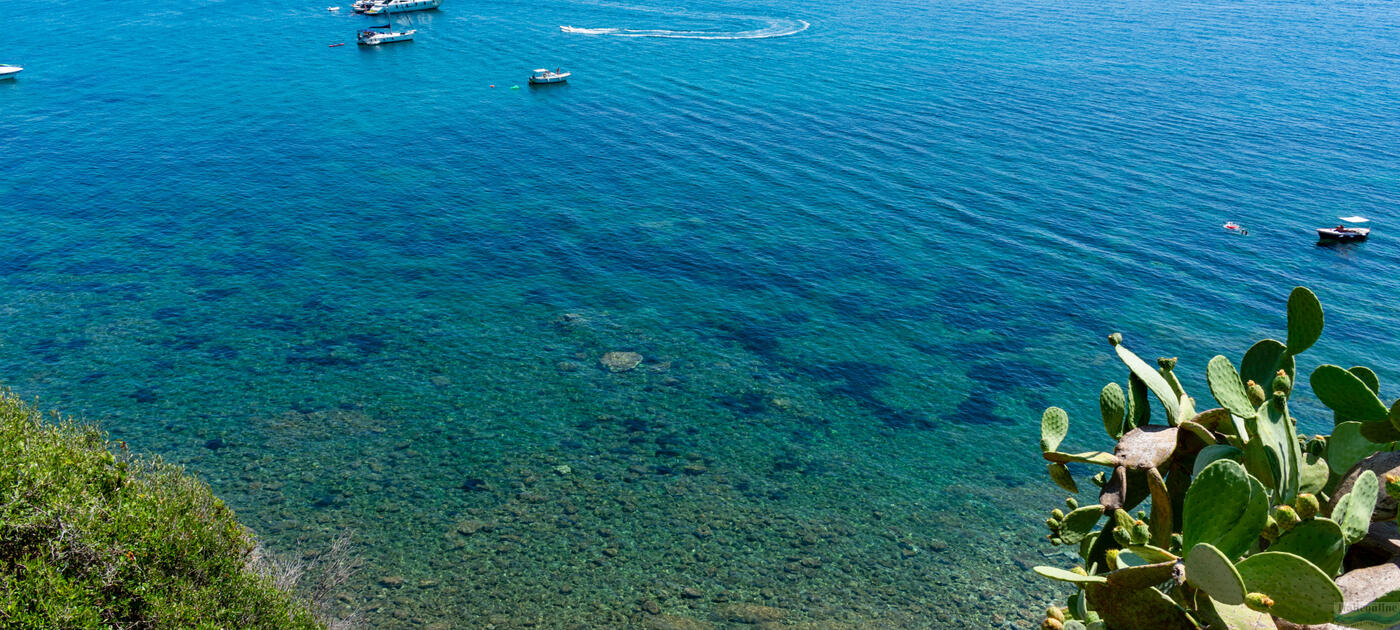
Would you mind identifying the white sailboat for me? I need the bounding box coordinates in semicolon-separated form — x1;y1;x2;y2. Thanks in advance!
357;15;415;45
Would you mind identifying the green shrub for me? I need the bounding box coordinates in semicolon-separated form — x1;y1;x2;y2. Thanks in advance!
0;390;324;629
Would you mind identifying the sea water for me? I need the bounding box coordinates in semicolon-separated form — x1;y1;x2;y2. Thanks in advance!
3;0;1400;626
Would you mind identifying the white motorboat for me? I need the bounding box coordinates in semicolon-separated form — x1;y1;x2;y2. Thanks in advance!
528;68;570;84
364;0;441;15
1317;216;1371;242
358;25;416;44
351;0;376;12
0;64;21;80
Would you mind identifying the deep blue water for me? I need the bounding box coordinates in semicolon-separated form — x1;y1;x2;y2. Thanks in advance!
5;0;1400;627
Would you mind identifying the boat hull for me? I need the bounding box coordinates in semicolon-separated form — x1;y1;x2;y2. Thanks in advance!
364;0;441;14
1317;228;1369;241
0;66;21;80
358;29;416;44
528;76;568;84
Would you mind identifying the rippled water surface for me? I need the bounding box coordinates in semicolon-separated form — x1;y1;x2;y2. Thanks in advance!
5;0;1400;627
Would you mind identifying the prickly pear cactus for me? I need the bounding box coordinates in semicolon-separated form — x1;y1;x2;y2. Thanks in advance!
1027;287;1400;630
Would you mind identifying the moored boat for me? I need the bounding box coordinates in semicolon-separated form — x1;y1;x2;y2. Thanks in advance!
358;24;416;45
1317;216;1371;241
0;64;22;80
528;68;570;84
363;0;441;15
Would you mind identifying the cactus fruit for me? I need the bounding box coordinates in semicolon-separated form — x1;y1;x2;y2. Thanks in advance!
1273;505;1300;531
1294;493;1319;520
1108;332;1123;346
1271;370;1291;397
1066;497;1079;510
1261;516;1280;543
1183;459;1269;561
1310;364;1390;423
1285;287;1324;355
1042;407;1070;452
1130;521;1150;545
1047;606;1066;622
1051;508;1066;521
1387;473;1400;500
1042;618;1064;630
1243;592;1274;612
1246;381;1266;407
1235;552;1342;625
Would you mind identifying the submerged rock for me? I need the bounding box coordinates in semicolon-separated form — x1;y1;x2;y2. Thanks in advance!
715;603;786;623
600;351;644;372
644;615;714;630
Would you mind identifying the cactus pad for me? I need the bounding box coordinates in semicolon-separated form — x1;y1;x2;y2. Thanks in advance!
1240;339;1290;394
1326;422;1383;479
1085;582;1197;630
1333;470;1379;544
1115;345;1181;423
1127;373;1150;429
1044;451;1119;466
1267;518;1344;577
1285;287;1324;355
1101;382;1126;440
1207;356;1257;418
1350;366;1381;395
1244;399;1301;503
1311;364;1390;423
1184;543;1245;605
1034;566;1107;584
1234;551;1342;625
1183;460;1269;561
1059;505;1106;545
1299;451;1329;496
1192;444;1243;478
1042;406;1070;452
1048;462;1079;493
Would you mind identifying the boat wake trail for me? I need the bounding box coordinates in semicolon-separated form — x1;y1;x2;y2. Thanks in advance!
559;17;809;40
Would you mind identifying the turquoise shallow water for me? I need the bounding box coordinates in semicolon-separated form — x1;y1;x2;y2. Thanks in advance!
5;0;1400;627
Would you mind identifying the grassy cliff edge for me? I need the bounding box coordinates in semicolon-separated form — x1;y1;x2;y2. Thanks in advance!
0;389;325;629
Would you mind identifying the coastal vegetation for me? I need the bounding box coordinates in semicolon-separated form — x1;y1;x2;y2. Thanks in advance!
0;390;337;629
1032;287;1400;630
